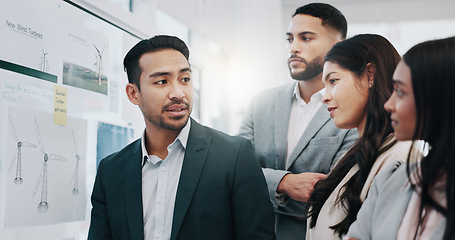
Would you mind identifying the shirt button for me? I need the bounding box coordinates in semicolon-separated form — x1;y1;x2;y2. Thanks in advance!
155;233;161;238
161;167;168;172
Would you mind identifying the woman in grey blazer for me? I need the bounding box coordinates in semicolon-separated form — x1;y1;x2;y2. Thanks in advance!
346;36;455;240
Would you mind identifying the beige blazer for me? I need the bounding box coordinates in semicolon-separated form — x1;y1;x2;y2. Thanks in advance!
306;138;413;240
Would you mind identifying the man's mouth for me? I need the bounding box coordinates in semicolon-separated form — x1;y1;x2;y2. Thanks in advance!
168;108;185;112
164;103;189;117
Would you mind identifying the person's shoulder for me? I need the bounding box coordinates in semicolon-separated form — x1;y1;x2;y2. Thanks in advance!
100;139;141;165
374;161;408;189
389;140;413;153
252;82;295;102
193;120;250;146
259;82;294;95
379;139;413;164
204;123;246;142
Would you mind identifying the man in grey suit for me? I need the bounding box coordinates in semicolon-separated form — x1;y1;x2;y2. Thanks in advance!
88;35;276;240
238;3;358;240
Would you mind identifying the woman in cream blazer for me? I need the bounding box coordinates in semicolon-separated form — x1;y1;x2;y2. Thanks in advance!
305;34;411;240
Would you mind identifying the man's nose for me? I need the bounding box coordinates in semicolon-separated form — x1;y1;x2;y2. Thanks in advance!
289;40;301;54
169;83;185;100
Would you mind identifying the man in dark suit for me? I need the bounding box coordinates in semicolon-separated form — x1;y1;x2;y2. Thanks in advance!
88;35;275;240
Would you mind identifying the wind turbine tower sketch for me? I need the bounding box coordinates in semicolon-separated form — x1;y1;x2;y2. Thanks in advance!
32;117;66;213
70;129;84;195
93;44;104;86
40;49;49;72
8;110;37;184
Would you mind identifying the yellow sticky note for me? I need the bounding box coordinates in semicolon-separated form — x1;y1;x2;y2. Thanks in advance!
54;85;68;126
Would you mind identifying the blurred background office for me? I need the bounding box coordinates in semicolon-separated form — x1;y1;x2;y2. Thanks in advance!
107;0;455;135
122;0;455;134
0;0;454;239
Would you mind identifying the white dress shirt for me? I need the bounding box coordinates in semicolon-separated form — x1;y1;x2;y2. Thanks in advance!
286;83;325;163
141;121;190;240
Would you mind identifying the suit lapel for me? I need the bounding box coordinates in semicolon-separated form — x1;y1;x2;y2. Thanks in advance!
274;83;294;169
124;140;144;240
286;105;330;169
171;119;210;240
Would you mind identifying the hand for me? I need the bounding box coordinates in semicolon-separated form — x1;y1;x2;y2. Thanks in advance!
276;172;327;202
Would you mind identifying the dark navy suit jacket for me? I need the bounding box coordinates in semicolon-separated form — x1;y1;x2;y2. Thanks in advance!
88;118;276;240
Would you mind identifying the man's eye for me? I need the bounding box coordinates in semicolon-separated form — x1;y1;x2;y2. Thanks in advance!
155;80;167;85
181;77;191;83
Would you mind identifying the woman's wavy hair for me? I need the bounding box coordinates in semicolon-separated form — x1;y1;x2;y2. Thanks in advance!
307;34;400;236
403;36;455;240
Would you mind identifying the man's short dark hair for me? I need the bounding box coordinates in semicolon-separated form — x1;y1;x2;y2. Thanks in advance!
123;35;190;89
293;3;347;39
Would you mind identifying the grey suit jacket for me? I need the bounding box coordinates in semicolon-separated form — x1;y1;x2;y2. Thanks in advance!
88;118;276;240
238;83;358;239
347;163;446;240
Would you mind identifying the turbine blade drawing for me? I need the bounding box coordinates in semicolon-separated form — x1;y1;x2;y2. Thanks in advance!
34;117;46;154
48;154;66;161
9;111;18;142
22;142;37;148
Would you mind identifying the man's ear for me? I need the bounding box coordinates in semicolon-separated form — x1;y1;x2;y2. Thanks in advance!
331;35;343;47
366;63;375;88
126;83;140;105
330;30;344;45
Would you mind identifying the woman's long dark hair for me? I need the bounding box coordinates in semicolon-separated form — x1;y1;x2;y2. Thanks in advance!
403;36;455;240
307;34;401;236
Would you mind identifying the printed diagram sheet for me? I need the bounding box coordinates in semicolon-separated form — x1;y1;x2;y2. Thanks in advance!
4;106;87;228
0;0;61;80
62;25;109;95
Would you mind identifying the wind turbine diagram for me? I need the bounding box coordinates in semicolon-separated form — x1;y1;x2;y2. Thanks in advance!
32;117;66;213
8;110;37;184
39;48;49;72
70;129;85;196
93;44;104;86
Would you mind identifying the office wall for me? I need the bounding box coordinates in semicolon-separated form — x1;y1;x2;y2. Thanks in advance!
0;0;232;238
0;0;150;239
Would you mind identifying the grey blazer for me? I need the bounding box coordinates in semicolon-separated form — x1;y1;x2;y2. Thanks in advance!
238;83;358;239
347;163;446;240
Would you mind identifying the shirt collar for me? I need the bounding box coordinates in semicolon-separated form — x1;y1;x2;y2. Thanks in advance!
292;82;326;103
141;120;191;165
